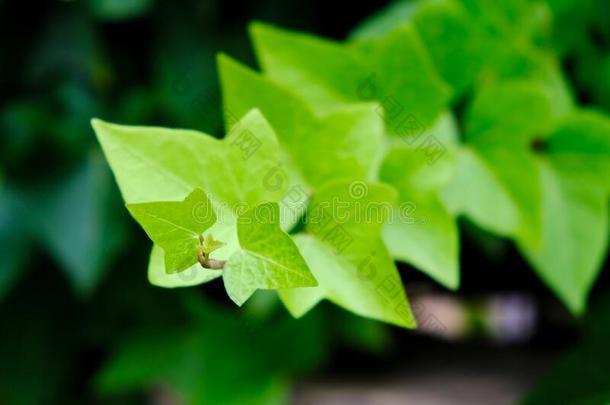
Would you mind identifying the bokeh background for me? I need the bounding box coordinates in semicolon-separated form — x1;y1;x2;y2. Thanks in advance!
1;0;609;404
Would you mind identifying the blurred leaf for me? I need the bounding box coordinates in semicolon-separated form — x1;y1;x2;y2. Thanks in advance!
27;152;127;295
465;81;558;148
89;0;155;21
250;22;450;131
352;0;481;99
97;296;327;405
351;0;561;100
350;0;416;39
0;183;29;300
27;9;111;90
348;24;452;133
52;81;104;153
518;160;608;314
0;103;51;170
441;147;520;236
95;327;201;396
410;0;483;99
458;81;557;245
518;111;610;314
444;80;609;313
547;110;610;191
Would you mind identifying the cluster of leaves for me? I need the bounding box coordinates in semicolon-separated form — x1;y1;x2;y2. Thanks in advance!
94;0;610;329
1;0;395;403
2;0;610;403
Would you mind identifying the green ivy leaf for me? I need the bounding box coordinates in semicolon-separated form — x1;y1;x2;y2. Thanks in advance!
279;180;415;328
446;83;610;313
465;81;557;148
518;160;608;315
348;24;452;133
546;110;610;192
458;81;560;245
379;146;459;289
250;22;450;131
517;112;610;314
147;245;221;288
201;234;226;255
407;0;482;99
218;54;384;189
476;146;541;245
92;108;300;289
441;147;520;236
223;202;317;305
352;0;572;106
250;22;367;116
351;0;482;97
349;0;416;40
126;188;217;273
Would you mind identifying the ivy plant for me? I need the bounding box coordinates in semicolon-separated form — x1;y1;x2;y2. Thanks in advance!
229;8;610;316
92;0;610;326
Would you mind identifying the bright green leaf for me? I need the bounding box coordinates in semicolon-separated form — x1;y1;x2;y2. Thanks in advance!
279;180;415;328
148;245;221;288
463;82;557;245
250;22;367;115
250;22;450;131
379;145;459;289
201;234;225;255
465;81;557;148
384;195;459;289
518;161;608;314
441;147;520;237
93;108;300;288
348;24;452;133
223;202;316;305
218;54;384;188
349;0;416;40
547;110;610;191
127;188;217;273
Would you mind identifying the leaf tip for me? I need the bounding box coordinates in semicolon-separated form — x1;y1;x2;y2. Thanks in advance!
216;51;230;66
248;20;274;39
90;117;107;132
227;289;252;307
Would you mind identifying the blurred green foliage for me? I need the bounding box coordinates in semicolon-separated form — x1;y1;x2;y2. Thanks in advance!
1;0;609;403
0;1;395;403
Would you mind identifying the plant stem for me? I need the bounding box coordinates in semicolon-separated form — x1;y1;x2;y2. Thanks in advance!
197;250;225;270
